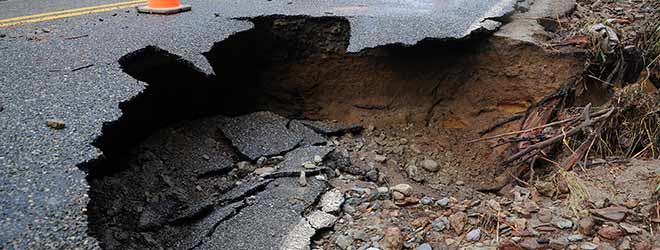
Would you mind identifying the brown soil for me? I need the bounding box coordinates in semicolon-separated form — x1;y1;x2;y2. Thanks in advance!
249;36;584;189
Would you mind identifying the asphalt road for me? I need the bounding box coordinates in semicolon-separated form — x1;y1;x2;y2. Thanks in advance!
0;0;518;248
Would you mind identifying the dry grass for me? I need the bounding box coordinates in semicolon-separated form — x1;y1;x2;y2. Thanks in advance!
557;169;590;216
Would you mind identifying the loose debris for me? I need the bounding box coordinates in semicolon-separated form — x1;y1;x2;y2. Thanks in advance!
46;119;65;129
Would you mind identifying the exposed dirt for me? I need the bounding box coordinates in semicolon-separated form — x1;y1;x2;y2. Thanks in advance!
84;14;607;250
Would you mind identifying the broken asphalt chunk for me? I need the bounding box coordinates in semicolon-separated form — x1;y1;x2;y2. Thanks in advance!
288;120;327;146
221;111;303;160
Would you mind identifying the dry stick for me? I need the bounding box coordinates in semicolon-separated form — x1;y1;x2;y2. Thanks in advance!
502;107;615;165
479;113;525;136
468;109;610;144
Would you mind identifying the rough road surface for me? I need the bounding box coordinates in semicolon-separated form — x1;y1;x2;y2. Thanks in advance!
0;0;524;248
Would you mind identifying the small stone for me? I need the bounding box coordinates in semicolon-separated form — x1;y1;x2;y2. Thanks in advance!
420;196;433;205
537;237;550;244
619;222;642;234
298;171;307;186
455;181;464;186
578;217;595;235
520;238;540;250
419;159;439;172
302;162;316;169
254;167;275;176
466;228;481;241
313;155;323;163
597;226;623;240
349;229;369;241
435;197;450;207
391;184;413;196
619;239;631;250
417;243;432;250
431;217;448;232
623;199;639;209
365;169;379;182
448;212;467;234
46;119;65;129
336;234;353;250
406;164;424;182
380;227;403;250
590;206;628;222
567;234;584;242
549;238;568;249
535;181;555;197
580;242;598;250
256;156;267;166
552;217;573;229
392;191;405;200
374;154;387;163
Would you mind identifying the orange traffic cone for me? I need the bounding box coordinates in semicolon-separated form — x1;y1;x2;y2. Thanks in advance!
137;0;191;14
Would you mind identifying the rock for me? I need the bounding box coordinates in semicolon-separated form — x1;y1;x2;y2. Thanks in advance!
520;238;540;250
391;184;413;196
552;217;573;229
448;212;467;234
435;197;450;207
375;187;390;200
590;206;628;222
619;239;631;250
254;167;275;176
499;240;524;250
374;154;387;163
46;119;65;129
623;199;639;209
392;191;405;200
420;196;433;205
302;162;316;169
336;234;353;250
320;189;344;213
466;228;481;241
538;209;552;223
342;204;356;214
348;229;369;241
580;242;598;250
256;156;267;166
306;211;337;229
578;217;595;235
380;227;403;250
619;222;642;234
537;237;550;244
549;238;569;250
431;217;448;232
313;155;323;164
512;218;527;231
597;226;623;240
417;243;432;250
589;23;619;53
419;159;439;172
455;181;464;186
298;171;307;186
567;234;584;242
405;164;424;182
633;242;651;250
365;169;379;182
535;181;555;197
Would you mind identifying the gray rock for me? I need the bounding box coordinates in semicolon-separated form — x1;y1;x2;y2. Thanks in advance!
466;228;481;241
567;234;584;242
435;197;450;207
405;163;424;182
432;217;448;232
580;242;598;250
275;146;335;173
254;167;275;176
336;234;353;250
365;169;379;182
299;120;362;135
420;196;433;205
419;159;439;172
374;154;387;163
417;243;432;250
552;217;573;229
299;171;307;186
256;156;267;166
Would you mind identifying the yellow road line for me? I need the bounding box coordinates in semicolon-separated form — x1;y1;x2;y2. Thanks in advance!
0;0;147;27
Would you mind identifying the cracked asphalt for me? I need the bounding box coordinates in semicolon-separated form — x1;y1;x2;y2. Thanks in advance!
0;0;518;248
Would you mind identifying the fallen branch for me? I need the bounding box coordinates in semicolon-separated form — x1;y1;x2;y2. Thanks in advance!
502;107;615;165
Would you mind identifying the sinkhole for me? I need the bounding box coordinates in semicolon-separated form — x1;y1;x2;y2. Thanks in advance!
84;15;584;250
